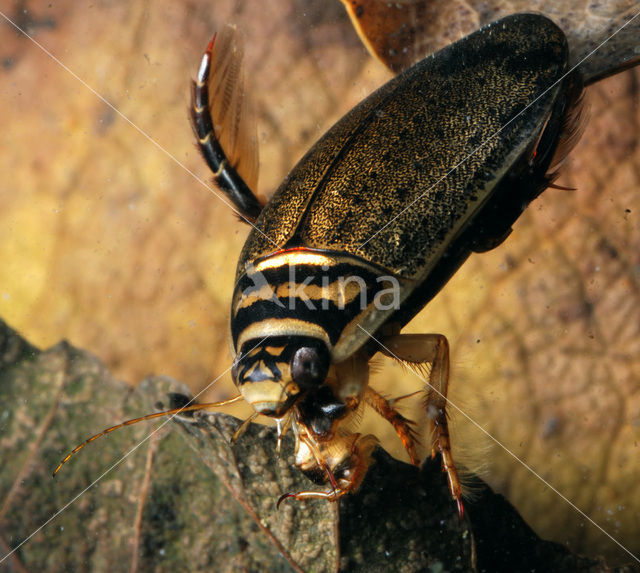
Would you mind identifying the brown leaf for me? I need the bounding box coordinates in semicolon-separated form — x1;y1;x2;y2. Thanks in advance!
340;0;640;82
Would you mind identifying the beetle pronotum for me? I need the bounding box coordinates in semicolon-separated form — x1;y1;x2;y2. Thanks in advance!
56;13;588;518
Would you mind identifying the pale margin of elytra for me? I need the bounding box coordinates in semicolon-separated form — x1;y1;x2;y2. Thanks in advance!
357;324;640;564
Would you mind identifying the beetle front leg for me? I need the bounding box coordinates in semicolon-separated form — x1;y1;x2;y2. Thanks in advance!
364;386;420;466
381;333;463;517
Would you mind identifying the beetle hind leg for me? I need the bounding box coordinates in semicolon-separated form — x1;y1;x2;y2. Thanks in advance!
381;333;463;517
190;27;263;221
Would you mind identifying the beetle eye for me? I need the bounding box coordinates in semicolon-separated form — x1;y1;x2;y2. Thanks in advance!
291;345;329;389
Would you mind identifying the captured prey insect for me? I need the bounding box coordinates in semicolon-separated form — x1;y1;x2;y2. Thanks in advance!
55;14;584;517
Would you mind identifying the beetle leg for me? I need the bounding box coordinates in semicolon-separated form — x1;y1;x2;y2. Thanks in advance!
381;333;463;517
190;28;263;221
363;386;420;465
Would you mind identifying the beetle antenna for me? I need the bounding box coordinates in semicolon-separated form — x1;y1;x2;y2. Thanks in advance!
52;395;243;477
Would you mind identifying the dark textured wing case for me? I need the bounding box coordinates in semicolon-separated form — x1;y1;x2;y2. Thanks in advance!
237;13;569;280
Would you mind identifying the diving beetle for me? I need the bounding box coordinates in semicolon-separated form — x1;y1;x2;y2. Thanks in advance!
189;12;583;514
56;13;583;517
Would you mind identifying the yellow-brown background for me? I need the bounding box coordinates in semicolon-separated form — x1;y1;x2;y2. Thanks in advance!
1;0;638;564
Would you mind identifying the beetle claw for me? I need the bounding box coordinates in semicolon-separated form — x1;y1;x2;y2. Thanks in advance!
276;492;296;510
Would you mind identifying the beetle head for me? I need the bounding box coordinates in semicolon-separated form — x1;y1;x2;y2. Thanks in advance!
231;335;331;416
